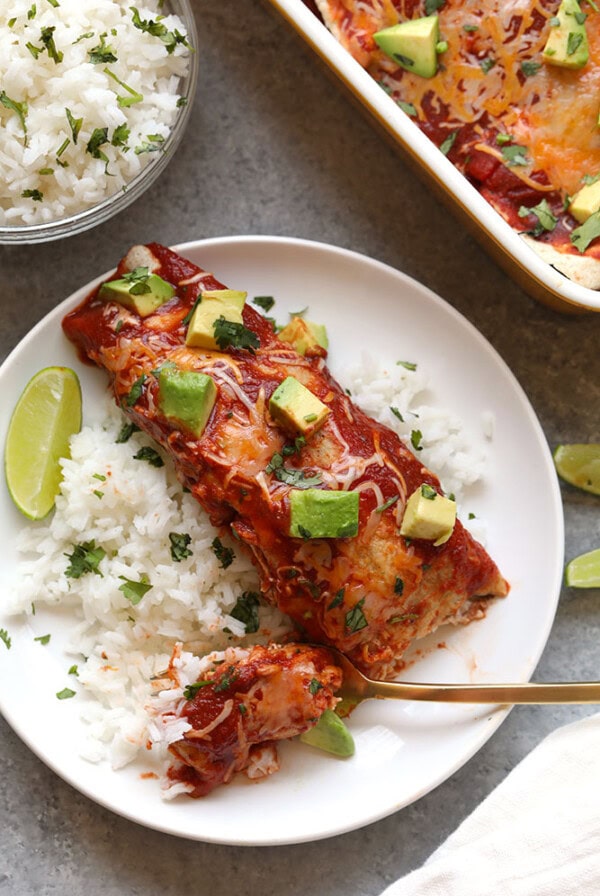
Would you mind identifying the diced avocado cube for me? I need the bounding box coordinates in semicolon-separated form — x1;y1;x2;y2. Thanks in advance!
299;710;355;757
98;273;175;318
157;366;217;436
542;0;589;70
278;317;329;355
201;289;247;311
186;295;244;350
290;488;359;539
399;484;456;543
374;15;440;79
270;376;330;437
569;178;600;223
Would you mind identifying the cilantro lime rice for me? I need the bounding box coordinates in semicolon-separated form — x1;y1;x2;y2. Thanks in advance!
0;0;192;225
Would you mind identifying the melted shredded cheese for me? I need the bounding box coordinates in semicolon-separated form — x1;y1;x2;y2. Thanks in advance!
319;0;600;196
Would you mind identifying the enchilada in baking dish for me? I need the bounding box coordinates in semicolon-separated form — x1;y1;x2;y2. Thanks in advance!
311;0;600;286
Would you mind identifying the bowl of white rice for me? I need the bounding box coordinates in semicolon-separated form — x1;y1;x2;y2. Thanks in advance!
0;0;198;244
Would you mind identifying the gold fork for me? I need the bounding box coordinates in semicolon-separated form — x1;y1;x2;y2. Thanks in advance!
326;645;600;708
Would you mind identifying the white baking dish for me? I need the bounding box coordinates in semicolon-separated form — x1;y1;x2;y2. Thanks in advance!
267;0;600;313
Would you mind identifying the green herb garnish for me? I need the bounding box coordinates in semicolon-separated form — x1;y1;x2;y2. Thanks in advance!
56;688;76;700
571;210;600;252
21;189;43;201
521;60;542;77
0;91;28;145
253;295;275;312
501;144;529;166
345;598;368;633
309;678;323;695
328;588;345;610
183;680;211;699
133;446;164;467
118;574;152;605
88;32;117;64
0;629;11;650
213;316;260;353
116;421;140;442
211;536;234;568
64;541;106;579
34;634;51;645
65;107;83;144
229;591;260;634
518;198;558;236
169;532;192;562
125;373;146;406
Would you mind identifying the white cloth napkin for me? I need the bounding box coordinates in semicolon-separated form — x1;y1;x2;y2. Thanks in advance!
381;712;600;896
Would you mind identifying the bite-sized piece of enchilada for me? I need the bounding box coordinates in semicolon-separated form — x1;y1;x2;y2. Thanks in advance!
312;0;600;285
150;643;342;797
63;242;508;679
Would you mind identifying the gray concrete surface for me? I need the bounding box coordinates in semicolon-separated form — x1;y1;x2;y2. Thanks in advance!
2;1;600;893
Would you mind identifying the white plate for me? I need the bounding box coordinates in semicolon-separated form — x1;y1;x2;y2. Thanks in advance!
0;236;563;845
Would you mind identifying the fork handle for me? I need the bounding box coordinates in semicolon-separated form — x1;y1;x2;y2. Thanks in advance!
367;680;600;705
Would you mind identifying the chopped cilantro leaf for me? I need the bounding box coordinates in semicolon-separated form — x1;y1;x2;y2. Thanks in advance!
0;92;28;145
229;591;260;634
396;360;417;371
273;466;322;488
21;189;43;201
345;598;368;633
390;406;404;422
40;26;63;63
521;60;542;77
104;67;143;107
421;484;437;500
34;634;51;645
376;495;400;513
116;421;140;442
130;6;193;54
567;31;584;55
118;574;152;605
425;0;445;12
183;680;211;699
398;100;417;117
133;446;164;467
169;532;192;562
56;688;76;700
501;144;529;167
88;32;117;64
571;210;600;252
125;373;146;406
253;295;275;312
328;588;345;610
411;429;423;452
213;316;260;353
64;541;106;579
211;536;234;568
479;57;496;74
0;629;11;650
439;130;458;155
518;199;558;236
65;107;82;144
309;678;323;695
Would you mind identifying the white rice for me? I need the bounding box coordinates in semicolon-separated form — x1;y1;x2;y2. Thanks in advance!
0;0;192;225
9;357;490;771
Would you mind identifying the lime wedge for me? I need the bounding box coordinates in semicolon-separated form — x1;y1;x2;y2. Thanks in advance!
554;444;600;496
565;548;600;588
4;366;82;519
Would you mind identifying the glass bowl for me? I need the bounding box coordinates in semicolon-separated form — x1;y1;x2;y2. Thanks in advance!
0;0;199;245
